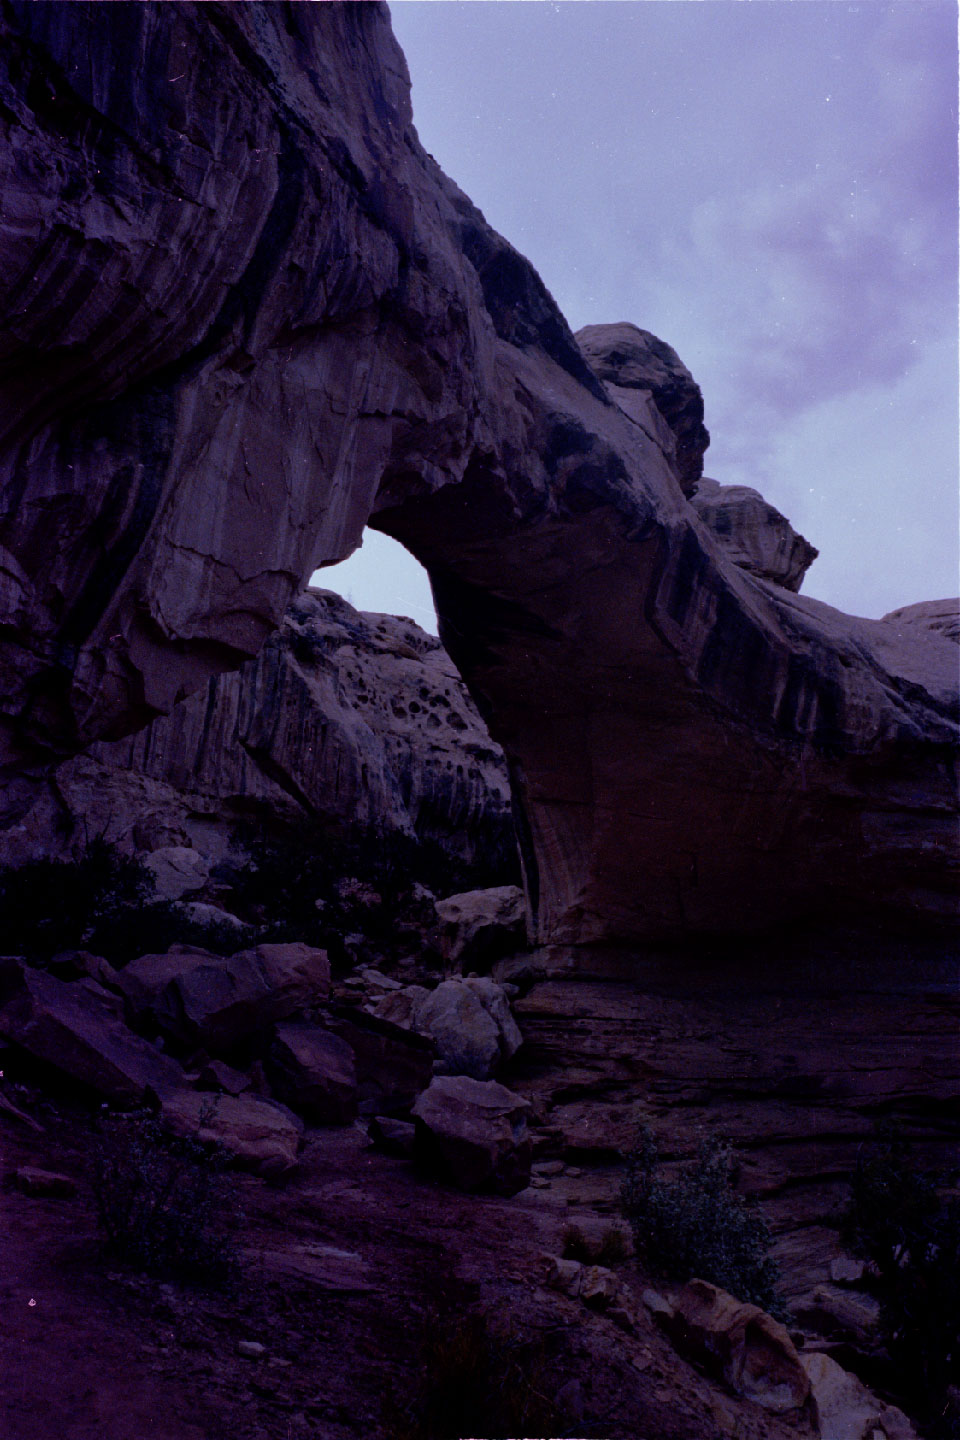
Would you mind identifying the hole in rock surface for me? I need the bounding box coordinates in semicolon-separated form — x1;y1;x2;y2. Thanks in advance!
314;531;438;634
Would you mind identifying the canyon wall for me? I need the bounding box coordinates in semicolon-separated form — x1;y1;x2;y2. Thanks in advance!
1;1;956;944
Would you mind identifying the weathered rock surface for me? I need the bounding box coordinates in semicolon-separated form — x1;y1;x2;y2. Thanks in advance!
800;1352;917;1440
0;958;184;1104
267;1022;357;1125
0;589;515;877
160;1089;302;1179
371;975;521;1080
324;1005;435;1115
668;1280;809;1415
575;322;710;493
690;477;818;592
411;1073;532;1195
882;598;960;645
117;942;329;1053
433;884;527;969
0;1;956;949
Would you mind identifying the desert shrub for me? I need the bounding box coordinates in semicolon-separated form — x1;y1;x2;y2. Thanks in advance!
91;1111;240;1283
622;1128;782;1313
843;1125;960;1434
227;822;516;970
0;839;156;962
389;1305;571;1440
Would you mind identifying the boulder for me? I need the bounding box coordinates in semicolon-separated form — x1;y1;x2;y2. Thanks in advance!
411;1074;532;1195
266;1023;357;1125
116;942;330;1052
801;1352;917;1440
323;1007;435;1114
0;959;184;1104
370;976;521;1080
668;1279;809;1415
690;477;818;592
160;1090;302;1180
576;321;709;492
367;1115;416;1157
434;887;527;970
143;846;209;901
11;1166;78;1199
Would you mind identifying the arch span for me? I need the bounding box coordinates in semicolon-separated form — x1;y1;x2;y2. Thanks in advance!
0;2;955;943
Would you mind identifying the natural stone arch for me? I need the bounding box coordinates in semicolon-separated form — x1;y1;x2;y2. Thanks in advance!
0;2;955;945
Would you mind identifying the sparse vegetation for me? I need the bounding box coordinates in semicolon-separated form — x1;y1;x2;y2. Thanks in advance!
622;1128;783;1313
843;1124;960;1438
226;822;519;971
388;1304;573;1440
0;839;245;964
90;1110;240;1283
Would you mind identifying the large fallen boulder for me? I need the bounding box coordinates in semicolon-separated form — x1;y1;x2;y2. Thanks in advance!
266;1023;357;1125
411;1074;531;1195
116;942;330;1052
800;1352;917;1440
160;1090;302;1180
667;1279;810;1415
0;958;184;1105
371;976;521;1080
433;886;527;971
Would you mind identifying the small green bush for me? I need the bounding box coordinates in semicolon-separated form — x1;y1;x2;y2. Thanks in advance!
622;1129;782;1313
843;1125;960;1435
91;1111;240;1283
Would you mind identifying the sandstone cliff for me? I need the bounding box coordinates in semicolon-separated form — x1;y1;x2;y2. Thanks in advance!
0;588;514;876
0;2;956;944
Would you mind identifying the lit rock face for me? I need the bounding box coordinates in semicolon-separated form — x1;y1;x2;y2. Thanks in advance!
690;478;818;592
0;590;515;874
575;322;710;493
0;3;956;944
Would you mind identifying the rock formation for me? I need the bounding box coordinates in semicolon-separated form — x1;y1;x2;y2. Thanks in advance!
0;588;515;875
0;2;956;945
690;478;818;592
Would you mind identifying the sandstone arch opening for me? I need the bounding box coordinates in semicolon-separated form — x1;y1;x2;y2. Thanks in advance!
0;2;954;953
315;531;437;636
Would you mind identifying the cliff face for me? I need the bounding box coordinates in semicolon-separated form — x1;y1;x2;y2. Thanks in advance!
1;589;514;875
1;2;956;944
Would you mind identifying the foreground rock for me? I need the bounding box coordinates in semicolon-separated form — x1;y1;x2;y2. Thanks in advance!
371;976;521;1080
411;1074;531;1195
0;4;955;947
800;1352;916;1440
433;885;527;969
267;1023;357;1125
0;959;184;1104
666;1280;809;1415
160;1090;302;1180
117;942;330;1052
690;477;818;592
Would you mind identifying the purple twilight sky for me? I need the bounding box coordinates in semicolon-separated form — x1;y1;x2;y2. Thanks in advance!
320;0;959;634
